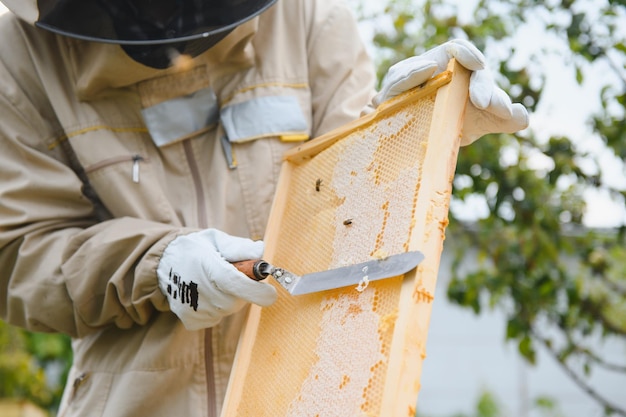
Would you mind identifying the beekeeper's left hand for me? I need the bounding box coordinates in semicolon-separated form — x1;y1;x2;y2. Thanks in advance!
373;39;529;145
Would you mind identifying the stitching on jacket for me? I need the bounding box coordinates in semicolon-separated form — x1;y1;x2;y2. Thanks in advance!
48;125;149;150
221;82;309;106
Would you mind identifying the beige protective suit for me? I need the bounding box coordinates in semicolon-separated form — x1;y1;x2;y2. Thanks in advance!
0;0;376;415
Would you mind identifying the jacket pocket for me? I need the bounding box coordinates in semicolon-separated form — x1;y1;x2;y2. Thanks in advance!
84;154;146;184
220;95;310;144
67;129;176;223
141;87;220;148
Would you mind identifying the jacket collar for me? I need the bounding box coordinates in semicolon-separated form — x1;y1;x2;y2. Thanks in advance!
67;18;259;101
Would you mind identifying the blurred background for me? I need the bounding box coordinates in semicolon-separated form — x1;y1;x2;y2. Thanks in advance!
1;1;625;416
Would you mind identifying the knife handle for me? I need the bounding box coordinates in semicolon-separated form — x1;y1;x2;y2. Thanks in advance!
232;259;272;281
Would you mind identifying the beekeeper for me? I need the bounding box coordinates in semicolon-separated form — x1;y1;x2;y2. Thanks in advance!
0;0;528;415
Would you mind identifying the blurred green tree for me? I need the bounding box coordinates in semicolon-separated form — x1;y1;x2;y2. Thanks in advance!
0;320;71;415
353;0;626;415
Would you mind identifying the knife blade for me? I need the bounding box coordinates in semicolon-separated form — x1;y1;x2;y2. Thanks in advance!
232;251;424;296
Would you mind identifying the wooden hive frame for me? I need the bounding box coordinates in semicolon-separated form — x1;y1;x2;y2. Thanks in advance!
221;60;470;417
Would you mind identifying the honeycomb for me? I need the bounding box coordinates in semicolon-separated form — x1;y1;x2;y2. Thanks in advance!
229;91;434;416
224;63;468;417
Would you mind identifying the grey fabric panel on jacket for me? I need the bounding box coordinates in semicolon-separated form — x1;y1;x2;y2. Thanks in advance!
221;95;308;143
141;87;220;147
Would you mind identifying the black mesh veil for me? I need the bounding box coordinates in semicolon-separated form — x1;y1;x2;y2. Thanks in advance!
34;0;276;67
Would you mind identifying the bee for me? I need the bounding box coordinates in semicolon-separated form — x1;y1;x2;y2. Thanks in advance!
315;178;323;192
343;219;353;226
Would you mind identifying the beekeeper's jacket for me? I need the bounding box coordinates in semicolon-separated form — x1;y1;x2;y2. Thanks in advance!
0;0;376;415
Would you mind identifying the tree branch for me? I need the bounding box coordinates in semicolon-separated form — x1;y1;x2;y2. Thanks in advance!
559;330;626;373
532;329;626;416
572;344;626;373
579;299;626;337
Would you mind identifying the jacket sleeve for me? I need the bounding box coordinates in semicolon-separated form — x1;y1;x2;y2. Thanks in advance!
305;1;378;137
0;64;183;338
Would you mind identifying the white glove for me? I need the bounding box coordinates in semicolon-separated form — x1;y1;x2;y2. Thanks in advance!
157;229;277;330
372;39;529;146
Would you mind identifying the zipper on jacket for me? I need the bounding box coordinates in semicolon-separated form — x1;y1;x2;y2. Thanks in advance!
84;154;145;183
132;155;144;183
205;329;217;417
182;139;216;416
182;141;208;227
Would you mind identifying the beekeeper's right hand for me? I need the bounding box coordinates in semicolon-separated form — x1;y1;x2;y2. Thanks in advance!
157;229;277;330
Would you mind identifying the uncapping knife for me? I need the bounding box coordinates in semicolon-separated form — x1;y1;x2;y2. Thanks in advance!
233;251;424;296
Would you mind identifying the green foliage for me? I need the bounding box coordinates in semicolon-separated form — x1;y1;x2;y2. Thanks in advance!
475;391;500;417
358;0;626;415
0;320;72;414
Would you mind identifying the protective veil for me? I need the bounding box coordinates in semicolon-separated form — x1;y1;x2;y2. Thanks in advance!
2;0;277;68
